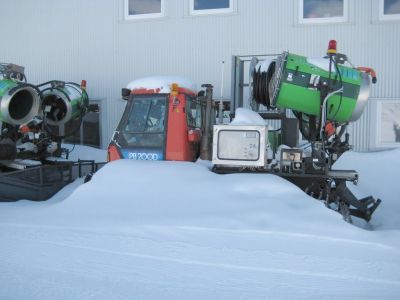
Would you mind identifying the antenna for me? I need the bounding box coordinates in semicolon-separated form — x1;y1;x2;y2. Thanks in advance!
219;60;225;124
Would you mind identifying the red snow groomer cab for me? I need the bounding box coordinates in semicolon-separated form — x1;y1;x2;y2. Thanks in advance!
108;76;204;162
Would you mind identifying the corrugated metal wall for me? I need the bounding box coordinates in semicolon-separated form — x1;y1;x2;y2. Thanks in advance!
1;0;399;150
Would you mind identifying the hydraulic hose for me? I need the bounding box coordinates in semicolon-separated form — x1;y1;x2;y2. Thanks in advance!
252;61;275;107
356;67;377;84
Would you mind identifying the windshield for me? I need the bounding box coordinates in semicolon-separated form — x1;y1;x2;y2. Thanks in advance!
120;95;167;148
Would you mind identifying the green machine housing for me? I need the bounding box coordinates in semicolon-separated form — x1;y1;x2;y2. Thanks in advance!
269;52;370;123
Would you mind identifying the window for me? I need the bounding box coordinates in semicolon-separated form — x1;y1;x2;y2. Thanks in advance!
121;95;167;148
186;96;202;128
190;0;234;15
64;102;102;148
299;0;348;24
376;100;400;147
124;0;165;20
379;0;400;20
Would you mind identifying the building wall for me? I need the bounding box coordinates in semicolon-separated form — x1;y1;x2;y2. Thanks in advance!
1;0;399;150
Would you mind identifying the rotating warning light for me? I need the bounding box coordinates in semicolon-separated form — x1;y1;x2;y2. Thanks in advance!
80;80;87;90
327;40;337;54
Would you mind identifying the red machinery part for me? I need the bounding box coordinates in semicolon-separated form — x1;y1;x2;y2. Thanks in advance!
165;93;198;161
107;144;121;162
357;67;377;84
324;121;336;138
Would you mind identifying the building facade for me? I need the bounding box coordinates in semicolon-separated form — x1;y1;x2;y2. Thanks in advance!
1;0;399;151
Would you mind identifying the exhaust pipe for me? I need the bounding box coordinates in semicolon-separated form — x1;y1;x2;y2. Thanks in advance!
0;79;41;126
41;81;89;126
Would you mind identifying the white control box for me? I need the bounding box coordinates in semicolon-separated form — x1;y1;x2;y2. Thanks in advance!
212;125;268;167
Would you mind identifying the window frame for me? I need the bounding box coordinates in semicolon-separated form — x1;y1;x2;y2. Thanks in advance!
299;0;348;24
189;0;234;16
63;99;103;149
379;0;400;21
185;95;202;128
375;99;400;148
124;0;165;21
118;94;169;149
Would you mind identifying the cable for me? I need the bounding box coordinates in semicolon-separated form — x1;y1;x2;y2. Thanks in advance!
67;143;76;155
319;87;343;140
330;58;344;121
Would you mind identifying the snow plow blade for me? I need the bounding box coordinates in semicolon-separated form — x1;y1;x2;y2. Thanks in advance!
280;171;382;223
214;166;381;223
333;181;382;222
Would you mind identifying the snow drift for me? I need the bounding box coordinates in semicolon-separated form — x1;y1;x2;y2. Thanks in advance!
0;147;400;299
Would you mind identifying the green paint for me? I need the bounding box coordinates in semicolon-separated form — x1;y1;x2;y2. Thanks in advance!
274;53;364;122
268;131;281;154
0;79;19;122
0;79;18;97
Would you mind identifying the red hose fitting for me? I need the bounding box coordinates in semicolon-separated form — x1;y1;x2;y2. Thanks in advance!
357;67;377;84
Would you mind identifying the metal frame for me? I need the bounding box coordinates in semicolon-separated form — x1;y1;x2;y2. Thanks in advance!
231;54;279;113
0;160;106;201
375;99;400;147
64;98;105;149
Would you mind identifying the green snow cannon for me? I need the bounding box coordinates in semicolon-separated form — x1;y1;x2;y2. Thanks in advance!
0;79;41;125
41;81;89;126
268;52;371;123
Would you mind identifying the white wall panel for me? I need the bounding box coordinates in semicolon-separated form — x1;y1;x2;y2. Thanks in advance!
1;0;398;151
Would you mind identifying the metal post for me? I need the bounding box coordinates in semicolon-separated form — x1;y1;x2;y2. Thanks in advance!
200;84;214;160
219;61;225;124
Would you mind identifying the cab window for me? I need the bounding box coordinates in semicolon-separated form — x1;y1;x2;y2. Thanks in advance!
186;96;202;128
121;95;167;148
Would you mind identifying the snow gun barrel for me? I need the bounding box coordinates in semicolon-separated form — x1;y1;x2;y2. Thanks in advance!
41;80;89;126
0;79;41;126
252;49;376;123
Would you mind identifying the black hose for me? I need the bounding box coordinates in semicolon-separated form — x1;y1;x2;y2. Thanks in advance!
252;61;275;108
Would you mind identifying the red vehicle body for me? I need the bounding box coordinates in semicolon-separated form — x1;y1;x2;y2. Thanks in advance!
108;77;203;162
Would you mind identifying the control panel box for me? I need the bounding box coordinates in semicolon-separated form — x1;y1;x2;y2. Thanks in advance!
212;125;268;167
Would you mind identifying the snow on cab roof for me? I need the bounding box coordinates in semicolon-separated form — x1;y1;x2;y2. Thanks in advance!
126;76;197;94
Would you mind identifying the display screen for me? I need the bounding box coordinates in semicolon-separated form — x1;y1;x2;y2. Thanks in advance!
217;130;260;161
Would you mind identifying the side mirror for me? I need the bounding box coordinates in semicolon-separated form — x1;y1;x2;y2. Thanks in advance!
121;88;131;100
188;129;201;143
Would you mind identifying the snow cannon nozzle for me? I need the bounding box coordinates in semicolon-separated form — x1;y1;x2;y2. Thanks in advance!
356;67;377;84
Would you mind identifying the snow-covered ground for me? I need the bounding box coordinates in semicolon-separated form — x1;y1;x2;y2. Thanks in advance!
1;145;400;299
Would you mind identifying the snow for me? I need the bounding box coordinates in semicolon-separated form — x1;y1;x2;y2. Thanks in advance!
334;148;400;230
307;57;337;73
1;145;400;299
230;108;266;126
126;76;197;94
62;144;107;162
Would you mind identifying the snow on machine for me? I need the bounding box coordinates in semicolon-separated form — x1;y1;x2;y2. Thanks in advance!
108;41;381;223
